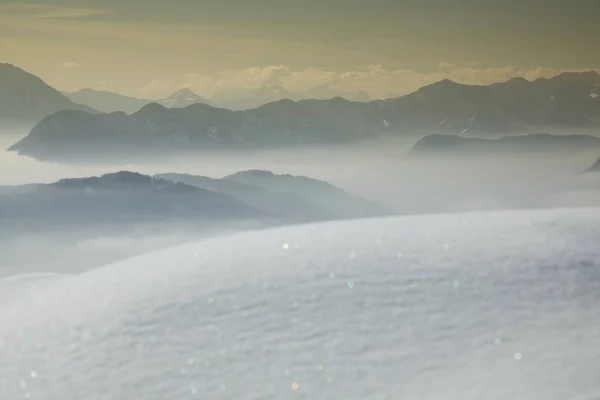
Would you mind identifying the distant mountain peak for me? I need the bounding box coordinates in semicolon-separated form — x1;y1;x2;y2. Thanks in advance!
416;79;469;94
431;78;461;87
52;171;160;190
270;98;296;105
101;170;150;180
254;98;299;112
0;62;46;86
0;62;33;75
160;88;213;108
167;88;200;99
0;62;96;123
135;102;169;115
224;170;276;179
507;77;530;84
0;62;22;71
330;96;348;102
303;84;372;102
56;170;151;184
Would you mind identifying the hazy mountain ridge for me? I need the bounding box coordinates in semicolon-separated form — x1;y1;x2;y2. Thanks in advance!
66;88;152;114
408;133;600;157
488;71;600;127
8;100;382;162
7;69;600;162
213;84;373;110
0;170;390;238
158;88;215;109
0;168;390;271
158;170;390;220
65;84;372;114
155;172;331;220
65;87;214;114
0;171;272;228
304;84;372;102
0;63;96;126
222;169;385;218
382;71;600;134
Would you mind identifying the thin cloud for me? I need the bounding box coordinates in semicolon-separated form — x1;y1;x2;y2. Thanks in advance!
62;62;81;69
0;4;110;19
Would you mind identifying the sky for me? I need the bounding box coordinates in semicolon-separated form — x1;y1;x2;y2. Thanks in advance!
1;0;599;99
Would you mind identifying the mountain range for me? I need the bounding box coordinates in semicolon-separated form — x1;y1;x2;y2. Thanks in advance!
3;62;600;163
63;84;372;113
0;169;390;271
64;87;216;114
0;63;372;127
157;170;387;220
0;172;267;231
210;84;372;110
0;170;388;238
0;63;96;128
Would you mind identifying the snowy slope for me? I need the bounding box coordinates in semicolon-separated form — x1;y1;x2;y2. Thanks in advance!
1;209;600;399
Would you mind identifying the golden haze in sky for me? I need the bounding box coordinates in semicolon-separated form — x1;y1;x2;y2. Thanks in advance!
1;0;599;99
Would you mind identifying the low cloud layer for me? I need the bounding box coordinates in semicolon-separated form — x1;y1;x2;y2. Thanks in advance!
139;64;600;100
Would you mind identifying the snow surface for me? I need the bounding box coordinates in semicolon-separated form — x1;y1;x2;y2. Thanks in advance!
1;208;600;399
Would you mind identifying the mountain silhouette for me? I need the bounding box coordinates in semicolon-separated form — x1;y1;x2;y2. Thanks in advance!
157;170;390;220
0;170;389;240
66;88;151;114
64;85;373;114
0;63;96;127
222;170;389;218
210;84;300;110
8;71;600;162
0;171;277;237
304;84;372;102
408;133;600;157
66;88;214;113
159;88;215;108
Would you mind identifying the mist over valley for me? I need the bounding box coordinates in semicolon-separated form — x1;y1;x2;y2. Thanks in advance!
2;7;600;394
